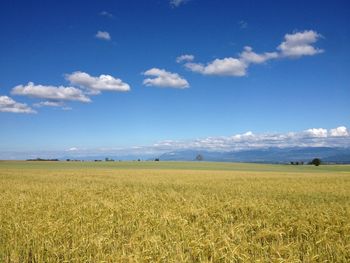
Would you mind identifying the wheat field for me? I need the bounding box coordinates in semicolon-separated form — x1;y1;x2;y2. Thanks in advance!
0;161;349;262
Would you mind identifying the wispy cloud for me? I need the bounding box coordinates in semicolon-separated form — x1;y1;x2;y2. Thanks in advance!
67;147;79;152
143;68;189;89
11;82;91;103
66;71;130;94
99;11;114;19
0;95;36;114
170;0;188;8
238;20;248;29
33;101;65;108
178;30;323;77
95;31;111;41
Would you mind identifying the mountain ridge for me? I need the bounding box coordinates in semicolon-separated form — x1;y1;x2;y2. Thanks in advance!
158;147;350;164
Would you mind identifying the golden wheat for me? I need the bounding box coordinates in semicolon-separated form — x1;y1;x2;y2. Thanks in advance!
0;161;349;262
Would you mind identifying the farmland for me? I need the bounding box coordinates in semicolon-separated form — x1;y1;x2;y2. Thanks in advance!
0;161;350;262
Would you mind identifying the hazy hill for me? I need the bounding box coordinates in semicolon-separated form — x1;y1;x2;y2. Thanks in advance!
158;147;350;163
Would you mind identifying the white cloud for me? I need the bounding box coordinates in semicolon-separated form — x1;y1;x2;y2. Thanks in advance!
10;72;130;112
182;46;277;77
99;11;114;18
277;30;323;57
176;54;194;63
330;126;349;137
67;147;79;151
239;46;278;64
62;106;72;111
170;0;188;7
180;30;323;77
4;126;349;160
33;101;64;108
0;95;36;114
95;31;111;41
185;57;247;76
305;128;328;138
238;20;248;29
151;126;350;152
232;131;254;140
11;82;91;102
143;68;189;88
66;71;130;94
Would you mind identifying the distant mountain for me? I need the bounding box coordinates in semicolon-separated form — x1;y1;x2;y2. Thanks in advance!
158;147;350;163
51;147;350;163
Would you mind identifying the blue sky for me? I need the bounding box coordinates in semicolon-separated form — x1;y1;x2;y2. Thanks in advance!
1;0;350;157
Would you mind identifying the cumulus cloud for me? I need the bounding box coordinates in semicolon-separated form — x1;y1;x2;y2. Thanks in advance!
185;58;247;76
239;46;278;64
11;82;91;102
75;126;346;158
95;31;111;41
151;126;350;152
179;30;323;77
10;71;130;113
183;46;278;76
66;71;130;94
330;126;349;137
0;95;36;114
5;126;348;160
277;30;323;57
183;46;279;76
305;128;328;138
170;0;188;7
176;54;194;63
143;68;189;88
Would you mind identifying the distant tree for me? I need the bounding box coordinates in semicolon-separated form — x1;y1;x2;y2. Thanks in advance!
27;158;58;161
137;159;141;162
66;159;70;162
310;158;321;166
196;154;203;161
154;158;160;162
290;161;294;165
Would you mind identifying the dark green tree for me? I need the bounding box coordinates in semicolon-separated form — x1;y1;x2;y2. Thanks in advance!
310;158;321;166
196;154;203;161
